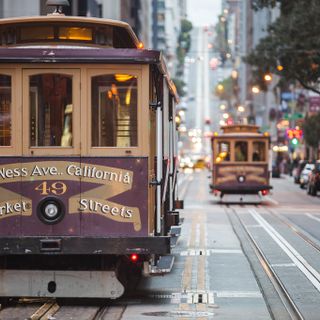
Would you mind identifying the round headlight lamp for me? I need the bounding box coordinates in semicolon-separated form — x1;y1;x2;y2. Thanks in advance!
37;198;65;224
237;175;246;183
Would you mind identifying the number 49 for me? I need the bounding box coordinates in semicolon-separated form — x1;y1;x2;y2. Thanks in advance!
35;181;67;195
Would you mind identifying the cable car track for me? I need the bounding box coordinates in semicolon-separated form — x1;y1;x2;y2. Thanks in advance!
263;206;320;254
227;205;305;320
0;299;127;320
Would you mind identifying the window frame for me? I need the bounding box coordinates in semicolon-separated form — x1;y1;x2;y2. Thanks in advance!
22;68;81;156
0;68;20;155
215;140;231;163
251;140;267;162
86;67;143;156
233;140;248;162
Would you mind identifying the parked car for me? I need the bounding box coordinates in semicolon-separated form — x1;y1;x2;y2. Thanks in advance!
293;160;307;184
299;163;314;189
307;161;320;196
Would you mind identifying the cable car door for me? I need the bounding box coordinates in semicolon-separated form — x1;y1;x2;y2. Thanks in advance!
22;69;81;236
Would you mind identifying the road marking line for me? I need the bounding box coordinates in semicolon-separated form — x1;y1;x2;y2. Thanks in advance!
197;221;206;291
195;223;200;247
210;248;243;254
247;224;263;228
249;209;320;292
182;213;197;291
306;212;320;223
215;291;263;298
271;263;296;267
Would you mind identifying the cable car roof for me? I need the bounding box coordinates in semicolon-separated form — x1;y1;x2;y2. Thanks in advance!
0;16;140;48
221;124;260;134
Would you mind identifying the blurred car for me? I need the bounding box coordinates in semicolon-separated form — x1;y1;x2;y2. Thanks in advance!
194;158;206;170
272;161;280;178
307;161;320;196
179;156;194;170
299;163;314;189
293;160;307;184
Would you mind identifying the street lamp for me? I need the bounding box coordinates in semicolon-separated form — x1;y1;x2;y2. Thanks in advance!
231;70;238;79
277;65;284;71
252;86;260;94
237;105;245;113
217;84;224;92
264;73;272;82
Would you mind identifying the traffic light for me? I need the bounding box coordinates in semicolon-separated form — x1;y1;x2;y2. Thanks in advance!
291;137;299;146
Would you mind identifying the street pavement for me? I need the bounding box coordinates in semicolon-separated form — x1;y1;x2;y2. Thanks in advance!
131;171;320;320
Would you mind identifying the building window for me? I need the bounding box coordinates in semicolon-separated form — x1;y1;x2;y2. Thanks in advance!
91;74;138;147
157;13;165;22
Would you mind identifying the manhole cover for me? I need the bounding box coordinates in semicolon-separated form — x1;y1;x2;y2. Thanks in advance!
142;311;214;317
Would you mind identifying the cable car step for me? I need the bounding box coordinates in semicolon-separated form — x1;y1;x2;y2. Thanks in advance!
170;226;181;237
150;255;175;275
170;226;181;247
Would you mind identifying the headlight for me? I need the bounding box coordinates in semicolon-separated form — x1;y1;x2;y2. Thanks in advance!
37;198;65;224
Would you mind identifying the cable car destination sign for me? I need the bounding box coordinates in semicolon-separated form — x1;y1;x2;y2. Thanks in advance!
0;160;142;231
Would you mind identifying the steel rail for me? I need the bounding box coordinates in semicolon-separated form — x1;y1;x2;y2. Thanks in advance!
264;206;320;253
92;305;126;320
229;207;304;320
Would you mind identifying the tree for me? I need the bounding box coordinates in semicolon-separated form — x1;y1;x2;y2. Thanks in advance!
172;78;186;97
245;0;320;94
215;77;233;101
175;19;193;77
303;112;320;158
251;0;294;13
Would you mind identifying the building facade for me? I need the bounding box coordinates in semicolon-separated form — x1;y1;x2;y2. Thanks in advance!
152;0;186;76
223;0;279;134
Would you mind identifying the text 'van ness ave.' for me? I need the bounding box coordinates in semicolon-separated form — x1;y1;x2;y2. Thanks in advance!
0;164;132;185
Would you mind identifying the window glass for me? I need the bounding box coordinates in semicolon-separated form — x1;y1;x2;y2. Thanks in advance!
20;26;54;41
0;75;11;146
59;27;92;41
29;74;73;147
157;13;165;22
216;141;230;162
235;141;248;162
91;74;137;147
95;27;113;46
252;141;266;161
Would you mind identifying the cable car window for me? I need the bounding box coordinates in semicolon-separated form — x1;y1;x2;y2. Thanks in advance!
216;141;230;162
29;74;73;147
235;141;248;162
252;141;266;161
20;26;54;41
0;75;11;146
91;74;138;147
59;27;92;41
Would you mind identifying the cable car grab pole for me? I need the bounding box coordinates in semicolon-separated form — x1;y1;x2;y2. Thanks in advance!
156;102;163;235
